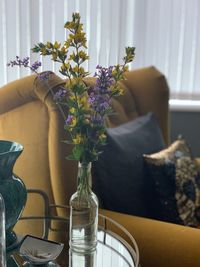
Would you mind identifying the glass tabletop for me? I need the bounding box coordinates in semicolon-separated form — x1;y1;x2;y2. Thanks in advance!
7;190;139;267
8;214;139;267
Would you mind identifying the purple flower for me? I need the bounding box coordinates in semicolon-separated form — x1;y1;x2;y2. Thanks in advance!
30;61;42;72
38;71;52;81
65;115;73;125
7;56;29;67
89;65;114;115
89;94;110;113
94;65;114;94
7;56;41;73
54;87;67;101
91;114;104;125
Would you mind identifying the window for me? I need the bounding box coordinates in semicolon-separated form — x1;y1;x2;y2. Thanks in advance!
1;0;200;106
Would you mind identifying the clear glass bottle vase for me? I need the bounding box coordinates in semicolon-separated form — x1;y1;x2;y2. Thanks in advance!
69;162;98;253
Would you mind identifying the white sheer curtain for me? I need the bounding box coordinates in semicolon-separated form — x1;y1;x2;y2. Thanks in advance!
0;0;200;101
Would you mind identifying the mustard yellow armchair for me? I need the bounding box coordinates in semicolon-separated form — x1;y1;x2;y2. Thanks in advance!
0;67;200;267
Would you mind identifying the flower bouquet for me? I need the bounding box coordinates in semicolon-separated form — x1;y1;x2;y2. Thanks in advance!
8;12;135;252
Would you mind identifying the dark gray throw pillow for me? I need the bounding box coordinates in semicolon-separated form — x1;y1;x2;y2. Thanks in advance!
92;112;165;218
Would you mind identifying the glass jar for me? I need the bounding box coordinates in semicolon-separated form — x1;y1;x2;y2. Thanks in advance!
69;162;98;253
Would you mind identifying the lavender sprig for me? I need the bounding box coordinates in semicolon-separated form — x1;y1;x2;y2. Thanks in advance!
7;56;67;121
7;56;41;73
88;65;114;117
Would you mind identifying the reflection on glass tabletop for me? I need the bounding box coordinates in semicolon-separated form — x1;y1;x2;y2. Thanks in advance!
9;214;139;267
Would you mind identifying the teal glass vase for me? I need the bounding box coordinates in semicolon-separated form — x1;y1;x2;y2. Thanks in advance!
0;140;27;250
69;162;98;253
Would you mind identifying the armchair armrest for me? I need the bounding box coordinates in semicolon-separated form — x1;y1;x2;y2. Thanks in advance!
196;158;200;172
101;209;200;267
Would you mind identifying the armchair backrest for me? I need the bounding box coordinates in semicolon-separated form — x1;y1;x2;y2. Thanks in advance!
0;66;169;212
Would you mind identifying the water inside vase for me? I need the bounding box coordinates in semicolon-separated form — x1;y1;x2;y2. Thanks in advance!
69;192;98;253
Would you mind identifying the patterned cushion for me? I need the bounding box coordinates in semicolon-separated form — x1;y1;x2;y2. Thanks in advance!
144;136;200;227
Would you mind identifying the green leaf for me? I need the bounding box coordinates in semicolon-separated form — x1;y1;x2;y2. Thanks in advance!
72;145;84;160
74;54;79;63
69;66;77;77
72;83;86;94
59;70;69;77
66;155;76;160
67;98;77;108
61;140;72;144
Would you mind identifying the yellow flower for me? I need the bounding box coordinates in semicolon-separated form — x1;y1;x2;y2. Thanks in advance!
99;133;107;141
79;95;90;109
69;107;75;114
112;69;118;77
118;87;124;95
79;67;85;75
72;134;82;144
61;47;67;54
69;53;76;61
110;84;124;95
69;94;75;101
124;65;129;72
71;117;77;127
79;51;89;61
72;66;79;73
65;39;72;48
69;34;74;40
41;47;47;55
54;41;61;49
46;42;52;49
60;63;70;72
84;118;90;124
52;52;57;60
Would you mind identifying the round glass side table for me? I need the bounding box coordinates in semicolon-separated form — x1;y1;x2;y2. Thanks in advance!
8;190;140;267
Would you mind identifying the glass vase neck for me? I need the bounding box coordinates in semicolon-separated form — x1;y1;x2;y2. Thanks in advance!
78;162;91;168
77;162;92;191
